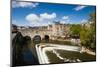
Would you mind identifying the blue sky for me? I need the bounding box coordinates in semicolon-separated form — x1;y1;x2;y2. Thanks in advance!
12;1;96;26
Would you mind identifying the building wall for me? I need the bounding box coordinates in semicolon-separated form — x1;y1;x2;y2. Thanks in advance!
19;23;70;40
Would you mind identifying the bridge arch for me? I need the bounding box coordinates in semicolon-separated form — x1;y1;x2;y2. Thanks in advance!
44;35;50;42
33;35;41;44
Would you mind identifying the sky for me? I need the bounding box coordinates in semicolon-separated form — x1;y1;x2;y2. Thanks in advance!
12;1;96;26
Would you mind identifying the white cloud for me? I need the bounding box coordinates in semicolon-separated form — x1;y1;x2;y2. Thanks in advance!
62;16;69;20
81;19;87;23
61;16;69;24
26;13;40;23
25;13;56;26
60;21;66;24
40;13;56;19
12;1;39;8
60;19;70;24
74;6;86;11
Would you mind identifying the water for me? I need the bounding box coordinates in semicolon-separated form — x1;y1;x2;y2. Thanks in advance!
36;44;96;64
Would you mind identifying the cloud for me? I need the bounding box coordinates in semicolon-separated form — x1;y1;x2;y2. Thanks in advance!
60;21;66;24
40;13;56;19
81;19;87;23
74;6;86;11
26;14;40;23
60;16;69;24
12;1;39;8
25;13;56;26
60;19;70;24
62;16;69;20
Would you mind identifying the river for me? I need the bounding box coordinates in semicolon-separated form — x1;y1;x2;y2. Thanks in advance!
35;43;96;64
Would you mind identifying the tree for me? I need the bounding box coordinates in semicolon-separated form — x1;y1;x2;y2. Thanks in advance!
89;12;96;50
80;12;96;51
80;25;92;47
70;24;81;38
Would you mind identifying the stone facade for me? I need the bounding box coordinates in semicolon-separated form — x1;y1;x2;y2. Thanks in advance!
18;22;70;40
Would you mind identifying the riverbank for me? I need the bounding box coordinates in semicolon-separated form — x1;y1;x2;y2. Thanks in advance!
80;46;96;56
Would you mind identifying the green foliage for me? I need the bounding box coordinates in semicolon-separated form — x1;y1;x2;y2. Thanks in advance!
80;12;96;51
70;24;81;36
89;12;96;23
70;12;96;51
80;26;92;47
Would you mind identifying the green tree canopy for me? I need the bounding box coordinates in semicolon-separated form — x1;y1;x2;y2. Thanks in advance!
70;24;81;36
80;12;96;51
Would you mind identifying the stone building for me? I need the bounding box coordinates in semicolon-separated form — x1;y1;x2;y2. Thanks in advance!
14;21;70;40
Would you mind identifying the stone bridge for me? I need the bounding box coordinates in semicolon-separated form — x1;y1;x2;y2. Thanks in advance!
19;28;52;40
